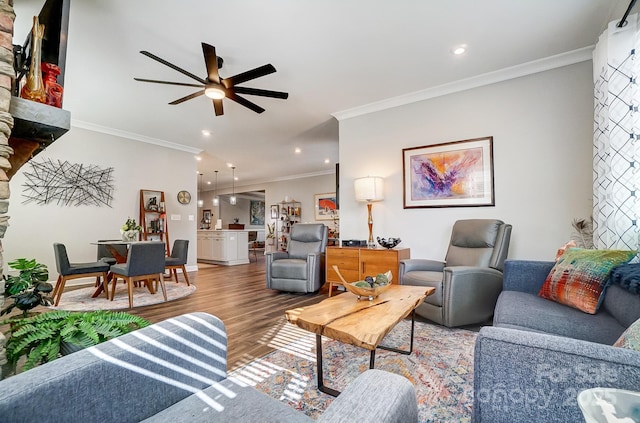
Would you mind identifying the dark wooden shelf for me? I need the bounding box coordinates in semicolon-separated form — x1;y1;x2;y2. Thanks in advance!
10;96;70;142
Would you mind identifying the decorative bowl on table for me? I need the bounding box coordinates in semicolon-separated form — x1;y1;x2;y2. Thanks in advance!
377;237;401;249
342;270;393;301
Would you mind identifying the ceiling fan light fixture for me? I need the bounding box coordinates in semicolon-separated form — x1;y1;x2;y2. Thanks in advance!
205;86;226;100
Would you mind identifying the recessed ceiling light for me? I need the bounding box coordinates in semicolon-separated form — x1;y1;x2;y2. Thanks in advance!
201;130;211;136
295;148;301;154
195;156;202;161
207;181;211;185
324;159;330;164
452;45;467;55
234;176;238;181
226;163;233;168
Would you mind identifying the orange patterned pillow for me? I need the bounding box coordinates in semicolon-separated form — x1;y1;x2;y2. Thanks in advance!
539;248;636;314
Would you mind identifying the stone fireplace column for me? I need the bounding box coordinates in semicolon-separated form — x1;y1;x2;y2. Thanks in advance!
0;0;15;380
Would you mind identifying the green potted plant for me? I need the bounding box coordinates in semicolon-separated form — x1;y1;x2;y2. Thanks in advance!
120;217;142;241
4;258;49;296
266;223;275;245
1;310;149;374
1;258;53;317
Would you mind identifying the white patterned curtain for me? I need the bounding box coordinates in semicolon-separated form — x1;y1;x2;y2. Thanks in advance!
593;13;640;250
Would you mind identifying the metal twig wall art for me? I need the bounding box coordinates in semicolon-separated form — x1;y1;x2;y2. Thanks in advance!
22;159;115;207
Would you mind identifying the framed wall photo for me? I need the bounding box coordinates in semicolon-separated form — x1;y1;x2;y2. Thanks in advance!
270;204;279;219
203;209;212;221
315;192;338;220
402;136;495;208
250;200;265;225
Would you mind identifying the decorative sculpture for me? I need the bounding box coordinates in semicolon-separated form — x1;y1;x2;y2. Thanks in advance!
42;62;63;108
22;159;115;207
20;16;46;103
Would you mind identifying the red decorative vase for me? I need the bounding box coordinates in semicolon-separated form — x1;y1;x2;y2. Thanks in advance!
42;62;63;108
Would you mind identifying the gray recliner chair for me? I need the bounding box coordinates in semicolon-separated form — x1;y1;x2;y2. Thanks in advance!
266;223;328;293
399;219;512;327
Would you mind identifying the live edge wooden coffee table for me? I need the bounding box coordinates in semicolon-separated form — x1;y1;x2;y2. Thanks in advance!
285;285;435;396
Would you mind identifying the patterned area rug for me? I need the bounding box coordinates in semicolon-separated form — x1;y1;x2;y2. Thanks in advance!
48;283;196;311
230;318;477;422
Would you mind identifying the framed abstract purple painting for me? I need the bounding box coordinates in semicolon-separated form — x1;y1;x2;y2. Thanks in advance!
402;137;495;208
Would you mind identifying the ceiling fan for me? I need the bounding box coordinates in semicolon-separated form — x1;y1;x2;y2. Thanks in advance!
134;43;288;116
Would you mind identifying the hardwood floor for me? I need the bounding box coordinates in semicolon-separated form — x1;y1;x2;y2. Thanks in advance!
0;254;329;371
129;254;328;370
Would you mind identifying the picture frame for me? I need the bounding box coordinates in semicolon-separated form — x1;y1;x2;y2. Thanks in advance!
250;200;265;225
402;136;494;208
270;204;279;219
315;192;338;220
203;209;212;221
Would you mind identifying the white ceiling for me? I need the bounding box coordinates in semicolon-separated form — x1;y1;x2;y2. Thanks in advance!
13;0;637;190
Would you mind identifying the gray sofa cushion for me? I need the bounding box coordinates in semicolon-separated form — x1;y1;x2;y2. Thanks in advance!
143;377;312;423
602;284;640;328
494;291;625;345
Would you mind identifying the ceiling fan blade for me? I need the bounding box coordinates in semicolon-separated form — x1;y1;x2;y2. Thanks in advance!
202;43;220;84
169;90;205;105
134;78;204;88
223;64;276;88
226;92;265;114
213;99;224;116
233;86;289;99
140;50;207;85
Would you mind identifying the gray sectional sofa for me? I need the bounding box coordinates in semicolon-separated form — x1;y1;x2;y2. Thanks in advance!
0;312;418;423
473;260;640;423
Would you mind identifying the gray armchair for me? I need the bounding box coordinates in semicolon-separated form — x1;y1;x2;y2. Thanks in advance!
266;223;328;293
399;219;512;327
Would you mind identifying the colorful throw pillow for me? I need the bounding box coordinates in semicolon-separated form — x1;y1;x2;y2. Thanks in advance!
614;318;640;350
539;248;637;314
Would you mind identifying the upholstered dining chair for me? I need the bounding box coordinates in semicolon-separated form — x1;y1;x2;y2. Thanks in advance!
248;231;258;262
110;242;167;309
164;239;190;285
266;223;328;293
399;219;512;327
52;243;111;306
96;240;128;265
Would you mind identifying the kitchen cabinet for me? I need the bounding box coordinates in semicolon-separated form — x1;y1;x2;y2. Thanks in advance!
197;230;249;265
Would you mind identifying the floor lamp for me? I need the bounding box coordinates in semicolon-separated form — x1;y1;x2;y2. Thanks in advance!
354;176;384;248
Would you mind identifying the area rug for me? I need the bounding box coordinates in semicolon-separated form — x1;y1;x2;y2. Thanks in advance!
48;283;196;311
229;318;477;422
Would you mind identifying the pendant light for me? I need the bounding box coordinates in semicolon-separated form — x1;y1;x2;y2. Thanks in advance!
230;166;237;205
197;173;204;207
212;170;219;206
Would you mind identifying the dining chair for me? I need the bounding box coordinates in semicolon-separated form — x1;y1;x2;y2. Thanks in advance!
248;231;258;262
52;243;111;306
96;240;128;265
164;239;190;285
109;242;167;309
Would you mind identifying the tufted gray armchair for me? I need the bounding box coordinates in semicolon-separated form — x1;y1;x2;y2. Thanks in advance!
399;219;512;327
266;223;328;293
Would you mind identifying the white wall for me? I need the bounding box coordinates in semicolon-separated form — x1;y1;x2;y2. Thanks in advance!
4;127;199;279
338;62;594;261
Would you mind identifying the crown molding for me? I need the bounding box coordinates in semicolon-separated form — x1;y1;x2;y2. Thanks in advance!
71;119;203;154
332;46;594;121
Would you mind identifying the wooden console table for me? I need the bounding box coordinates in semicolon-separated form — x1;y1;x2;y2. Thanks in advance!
325;246;410;296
